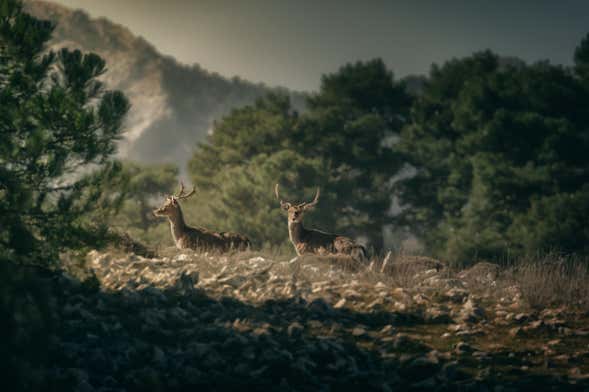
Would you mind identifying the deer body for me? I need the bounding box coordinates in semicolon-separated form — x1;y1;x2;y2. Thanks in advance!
154;183;250;252
164;205;226;250
276;184;366;262
288;220;365;259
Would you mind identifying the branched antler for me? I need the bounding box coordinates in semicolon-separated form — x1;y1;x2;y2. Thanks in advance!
301;188;320;210
275;184;319;210
174;181;196;200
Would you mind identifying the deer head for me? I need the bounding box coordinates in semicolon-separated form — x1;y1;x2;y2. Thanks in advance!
153;182;196;218
275;183;320;223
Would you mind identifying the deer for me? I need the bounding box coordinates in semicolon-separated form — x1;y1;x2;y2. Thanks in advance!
275;184;367;262
153;182;251;252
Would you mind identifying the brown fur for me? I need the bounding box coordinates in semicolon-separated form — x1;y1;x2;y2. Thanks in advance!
154;187;250;252
276;184;366;262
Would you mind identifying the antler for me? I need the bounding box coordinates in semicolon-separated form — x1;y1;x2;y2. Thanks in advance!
275;183;291;209
276;184;320;210
274;184;283;202
174;181;196;200
301;187;320;210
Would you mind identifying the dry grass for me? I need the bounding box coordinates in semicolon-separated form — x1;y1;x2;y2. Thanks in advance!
93;238;589;312
504;254;589;310
323;250;589;312
352;250;447;288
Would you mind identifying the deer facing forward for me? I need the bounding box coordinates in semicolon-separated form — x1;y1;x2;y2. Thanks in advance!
275;184;366;262
154;183;250;252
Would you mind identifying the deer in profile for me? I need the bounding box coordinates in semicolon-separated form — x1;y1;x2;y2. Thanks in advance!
153;182;251;252
275;184;367;262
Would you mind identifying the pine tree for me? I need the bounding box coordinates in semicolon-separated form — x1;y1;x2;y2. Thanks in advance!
0;0;130;264
189;61;411;250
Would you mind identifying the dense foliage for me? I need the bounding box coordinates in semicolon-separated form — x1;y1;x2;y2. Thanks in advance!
3;0;589;265
189;42;589;262
109;161;179;246
394;49;589;264
189;60;411;250
0;0;129;264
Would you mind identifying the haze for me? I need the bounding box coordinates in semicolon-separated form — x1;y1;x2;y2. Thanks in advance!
48;0;589;91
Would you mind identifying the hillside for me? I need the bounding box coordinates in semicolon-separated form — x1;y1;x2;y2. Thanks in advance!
24;0;305;170
8;248;589;390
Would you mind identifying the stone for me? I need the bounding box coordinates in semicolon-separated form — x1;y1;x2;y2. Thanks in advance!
472;351;491;363
460;298;485;322
454;341;474;355
175;253;191;262
253;323;272;336
287;322;304;338
458;262;500;285
514;313;529;323
380;325;395;334
334;298;347;309
367;298;384;309
523;320;544;332
426;307;453;323
34;248;583;390
307;298;332;314
552;354;570;365
444;288;469;303
393;333;431;353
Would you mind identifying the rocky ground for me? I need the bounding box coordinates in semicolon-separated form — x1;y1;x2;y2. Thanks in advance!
12;249;589;391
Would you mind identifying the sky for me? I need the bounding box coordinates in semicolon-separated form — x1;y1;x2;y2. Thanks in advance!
50;0;589;92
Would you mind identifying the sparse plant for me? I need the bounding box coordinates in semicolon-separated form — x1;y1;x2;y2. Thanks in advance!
507;254;589;310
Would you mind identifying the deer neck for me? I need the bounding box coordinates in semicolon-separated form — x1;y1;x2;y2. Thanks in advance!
168;207;188;243
288;220;306;246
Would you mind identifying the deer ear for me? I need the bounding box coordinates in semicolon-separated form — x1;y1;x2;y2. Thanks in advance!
280;201;291;211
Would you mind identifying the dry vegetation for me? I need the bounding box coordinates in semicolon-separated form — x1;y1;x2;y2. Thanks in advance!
12;246;587;390
505;255;589;310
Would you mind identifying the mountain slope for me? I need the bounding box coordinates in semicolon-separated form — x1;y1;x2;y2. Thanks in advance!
25;0;305;169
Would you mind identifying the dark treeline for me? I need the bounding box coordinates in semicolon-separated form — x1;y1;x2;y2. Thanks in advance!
186;47;589;265
2;0;589;268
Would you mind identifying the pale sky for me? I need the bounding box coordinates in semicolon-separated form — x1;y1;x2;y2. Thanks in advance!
50;0;589;91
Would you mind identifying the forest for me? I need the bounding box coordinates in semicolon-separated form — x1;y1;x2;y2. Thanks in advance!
3;0;589;265
2;0;589;390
